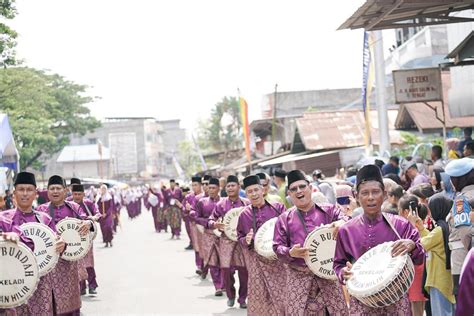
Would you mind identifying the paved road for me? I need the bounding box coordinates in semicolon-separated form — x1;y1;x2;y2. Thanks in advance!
81;209;247;316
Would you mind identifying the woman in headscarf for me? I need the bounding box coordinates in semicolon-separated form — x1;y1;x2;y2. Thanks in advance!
96;184;116;247
414;193;455;315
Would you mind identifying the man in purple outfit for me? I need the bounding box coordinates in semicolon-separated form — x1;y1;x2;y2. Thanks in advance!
37;175;94;316
333;165;425;315
1;172;66;315
183;176;203;270
71;183;101;296
145;185;165;233
163;180;183;239
191;177;224;296
210;175;250;308
236;175;286;316
273;169;348;315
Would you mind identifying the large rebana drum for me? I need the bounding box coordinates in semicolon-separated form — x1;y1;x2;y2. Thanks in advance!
20;222;59;276
347;241;415;308
254;217;277;260
56;218;92;261
303;225;337;280
223;207;243;241
89;220;98;240
0;240;40;308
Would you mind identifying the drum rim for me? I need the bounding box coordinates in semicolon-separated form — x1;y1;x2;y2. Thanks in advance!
0;240;40;308
20;222;60;277
56;217;93;261
303;225;338;280
254;217;278;259
223;207;243;241
347;241;412;297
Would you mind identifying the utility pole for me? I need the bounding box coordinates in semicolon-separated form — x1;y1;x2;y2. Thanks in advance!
271;84;278;156
373;30;390;155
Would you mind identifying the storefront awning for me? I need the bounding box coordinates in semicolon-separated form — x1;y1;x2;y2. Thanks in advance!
339;0;474;31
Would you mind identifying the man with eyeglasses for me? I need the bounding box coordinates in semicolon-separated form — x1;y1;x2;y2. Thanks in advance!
36;175;95;316
209;175;250;308
183;176;204;273
236;175;286;315
333;165;424;315
273;170;348;315
191;177;225;296
257;172;284;204
0;172;66;315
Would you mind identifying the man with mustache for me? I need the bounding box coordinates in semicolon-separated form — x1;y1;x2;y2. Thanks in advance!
273;169;348;315
1;172;66;315
37;175;94;316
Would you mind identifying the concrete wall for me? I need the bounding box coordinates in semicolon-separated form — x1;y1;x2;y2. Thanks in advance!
61;160;110;179
447;11;474;118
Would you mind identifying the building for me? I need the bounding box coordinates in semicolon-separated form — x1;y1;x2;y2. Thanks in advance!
45;117;186;180
158;119;187;177
56;144;111;179
446;11;474;118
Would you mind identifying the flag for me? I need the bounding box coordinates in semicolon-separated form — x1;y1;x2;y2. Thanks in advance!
361;31;375;148
239;96;251;162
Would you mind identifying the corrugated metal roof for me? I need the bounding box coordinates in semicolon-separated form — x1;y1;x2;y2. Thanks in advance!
294;110;402;151
395;103;474;132
339;0;474;31
57;145;110;163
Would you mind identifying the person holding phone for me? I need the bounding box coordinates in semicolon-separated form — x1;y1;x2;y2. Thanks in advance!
398;195;428;316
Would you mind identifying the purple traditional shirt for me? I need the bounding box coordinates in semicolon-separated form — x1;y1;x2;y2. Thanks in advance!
37;201;88;224
236;201;286;248
163;187;183;206
333;212;425;284
183;191;201;219
209;196;250;229
0;211;36;250
273;203;343;267
192;195;220;228
77;198;101;219
1;208;57;252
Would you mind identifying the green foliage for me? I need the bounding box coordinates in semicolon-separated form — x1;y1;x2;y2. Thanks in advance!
198;96;242;153
177;140;202;177
0;67;101;170
0;0;17;67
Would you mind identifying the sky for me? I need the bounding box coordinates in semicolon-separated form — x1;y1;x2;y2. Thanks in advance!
10;0;395;132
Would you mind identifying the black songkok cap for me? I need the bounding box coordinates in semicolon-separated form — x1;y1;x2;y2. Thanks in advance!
71;184;84;192
356;164;384;190
256;172;266;181
203;175;211;182
226;175;239;184
191;176;202;183
170;179;175;183
70;178;81;185
287;170;308;187
14;172;37;187
243;175;260;189
48;175;65;187
182;187;190;193
209;177;220;186
274;168;287;179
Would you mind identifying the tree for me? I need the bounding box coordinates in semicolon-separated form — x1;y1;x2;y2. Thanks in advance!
177;140;202;178
198;96;242;153
0;0;18;67
0;67;101;170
